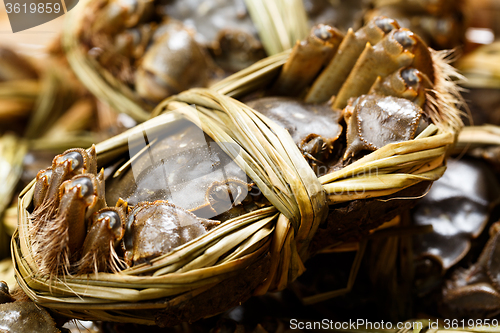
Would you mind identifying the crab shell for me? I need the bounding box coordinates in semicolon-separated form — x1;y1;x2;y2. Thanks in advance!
343;94;422;160
246;96;343;168
124;200;219;266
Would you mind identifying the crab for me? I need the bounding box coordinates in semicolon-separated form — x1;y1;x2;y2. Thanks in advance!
80;0;266;106
246;97;343;171
441;222;500;318
30;118;257;277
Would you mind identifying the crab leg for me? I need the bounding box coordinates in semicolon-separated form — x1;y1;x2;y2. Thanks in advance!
271;24;344;97
332;29;419;109
76;207;126;274
369;67;432;107
33;173;104;276
305;17;400;103
31;147;97;235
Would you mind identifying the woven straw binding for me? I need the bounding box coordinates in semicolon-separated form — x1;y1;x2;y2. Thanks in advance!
14;42;460;326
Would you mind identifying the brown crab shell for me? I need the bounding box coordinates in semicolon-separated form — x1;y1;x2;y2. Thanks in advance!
343;94;422;159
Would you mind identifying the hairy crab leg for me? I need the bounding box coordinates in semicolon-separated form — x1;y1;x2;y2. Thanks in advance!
76;207;126;274
31;147;97;235
333;28;421;109
305;17;400;103
369;67;432;107
33;173;104;277
271;24;344;97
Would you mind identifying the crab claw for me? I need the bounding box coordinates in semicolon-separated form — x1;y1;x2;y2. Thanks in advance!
33;146;97;212
32;171;105;277
442;282;500;318
333;27;434;110
76;207;126;274
441;223;500;318
58;174;105;253
369;67;433;107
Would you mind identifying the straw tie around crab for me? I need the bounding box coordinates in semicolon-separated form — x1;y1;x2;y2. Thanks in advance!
152;87;456;293
14;18;464;324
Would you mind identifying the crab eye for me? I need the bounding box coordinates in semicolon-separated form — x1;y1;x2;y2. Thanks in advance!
394;30;415;48
401;68;420;87
67;177;94;198
375;17;398;34
59;151;84;172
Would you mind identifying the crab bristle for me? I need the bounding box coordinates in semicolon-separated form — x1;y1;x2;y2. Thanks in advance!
29;198;57;236
32;211;71;281
425;48;466;133
74;240;125;276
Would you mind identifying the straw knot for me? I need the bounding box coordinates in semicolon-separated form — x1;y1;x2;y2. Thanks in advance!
156;88;329;292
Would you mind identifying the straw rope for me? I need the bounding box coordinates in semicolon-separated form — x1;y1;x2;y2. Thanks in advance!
13;86;454;322
15;14;461;323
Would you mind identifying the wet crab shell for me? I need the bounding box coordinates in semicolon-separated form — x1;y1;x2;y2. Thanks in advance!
343;94;423;159
124;201;219;266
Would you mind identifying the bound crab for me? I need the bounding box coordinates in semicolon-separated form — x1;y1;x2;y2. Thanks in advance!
24;17;464;326
30;137;252;277
79;0;265;105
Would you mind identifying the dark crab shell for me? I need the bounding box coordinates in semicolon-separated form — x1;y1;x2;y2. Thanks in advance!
124;201;218;266
105;118;250;216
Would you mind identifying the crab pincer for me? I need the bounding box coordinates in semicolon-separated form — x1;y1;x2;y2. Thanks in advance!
30;146;105;277
76;207;126;274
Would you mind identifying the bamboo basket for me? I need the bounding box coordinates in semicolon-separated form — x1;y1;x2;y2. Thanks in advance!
62;0;309;123
15;32;463;326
